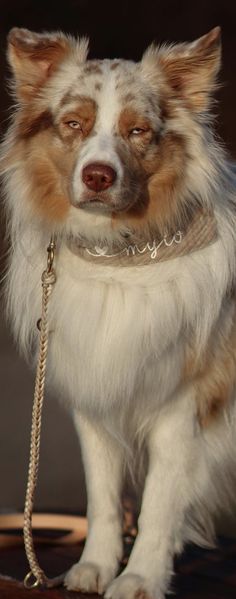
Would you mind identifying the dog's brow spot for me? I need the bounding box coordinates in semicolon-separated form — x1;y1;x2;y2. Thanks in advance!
59;93;96;112
60;91;74;108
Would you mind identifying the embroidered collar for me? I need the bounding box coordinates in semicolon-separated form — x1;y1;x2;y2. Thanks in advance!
66;211;218;267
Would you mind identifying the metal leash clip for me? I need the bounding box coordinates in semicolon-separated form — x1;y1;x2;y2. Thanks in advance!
47;236;56;274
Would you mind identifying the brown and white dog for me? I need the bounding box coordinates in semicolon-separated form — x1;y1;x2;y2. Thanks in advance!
1;25;236;599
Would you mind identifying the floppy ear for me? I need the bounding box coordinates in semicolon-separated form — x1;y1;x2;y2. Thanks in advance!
7;28;73;100
142;27;221;112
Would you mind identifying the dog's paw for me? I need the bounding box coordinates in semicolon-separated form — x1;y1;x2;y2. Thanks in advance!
105;574;158;599
64;561;116;595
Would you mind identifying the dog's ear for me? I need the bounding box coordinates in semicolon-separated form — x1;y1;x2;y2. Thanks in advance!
142;27;221;112
7;28;88;101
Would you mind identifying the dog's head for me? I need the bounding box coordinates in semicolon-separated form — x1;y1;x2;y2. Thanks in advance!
4;27;221;244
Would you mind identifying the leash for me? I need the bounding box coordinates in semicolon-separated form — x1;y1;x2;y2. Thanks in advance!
23;236;66;589
21;234;136;589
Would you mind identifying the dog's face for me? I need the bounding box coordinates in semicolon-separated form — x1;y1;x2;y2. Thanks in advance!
5;27;221;242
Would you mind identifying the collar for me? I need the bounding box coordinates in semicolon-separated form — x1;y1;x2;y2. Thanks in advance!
66;211;218;267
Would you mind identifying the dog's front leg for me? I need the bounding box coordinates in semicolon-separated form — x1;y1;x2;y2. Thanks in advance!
65;412;124;595
105;393;201;599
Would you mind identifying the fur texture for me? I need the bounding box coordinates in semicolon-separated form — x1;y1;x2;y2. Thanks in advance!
2;25;236;599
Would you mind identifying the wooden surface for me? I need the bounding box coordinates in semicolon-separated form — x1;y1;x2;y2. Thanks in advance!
1;536;236;598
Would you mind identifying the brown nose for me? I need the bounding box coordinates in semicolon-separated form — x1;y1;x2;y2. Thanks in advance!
82;163;117;192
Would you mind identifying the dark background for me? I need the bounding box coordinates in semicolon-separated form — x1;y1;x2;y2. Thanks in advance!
0;0;236;525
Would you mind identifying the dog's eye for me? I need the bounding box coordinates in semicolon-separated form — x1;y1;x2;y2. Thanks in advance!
129;127;149;137
66;121;82;130
129;128;149;136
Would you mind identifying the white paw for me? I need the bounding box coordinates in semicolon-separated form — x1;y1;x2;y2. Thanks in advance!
105;573;157;599
65;561;116;595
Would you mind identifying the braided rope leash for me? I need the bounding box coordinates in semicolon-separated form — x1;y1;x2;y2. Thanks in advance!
23;237;65;589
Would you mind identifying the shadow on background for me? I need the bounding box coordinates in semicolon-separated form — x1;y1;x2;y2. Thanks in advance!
0;0;236;518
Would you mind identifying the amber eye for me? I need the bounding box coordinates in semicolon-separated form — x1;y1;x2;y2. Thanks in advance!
66;121;82;130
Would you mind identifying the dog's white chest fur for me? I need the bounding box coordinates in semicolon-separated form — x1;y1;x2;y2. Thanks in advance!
48;246;184;417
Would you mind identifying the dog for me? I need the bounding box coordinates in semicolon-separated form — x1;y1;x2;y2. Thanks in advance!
1;25;236;599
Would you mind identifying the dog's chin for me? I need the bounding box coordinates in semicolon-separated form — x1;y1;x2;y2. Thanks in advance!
78;199;114;215
72;193;138;215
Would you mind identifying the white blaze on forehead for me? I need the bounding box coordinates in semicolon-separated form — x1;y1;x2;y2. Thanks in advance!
95;62;124;132
77;63;123;170
73;61;137;188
